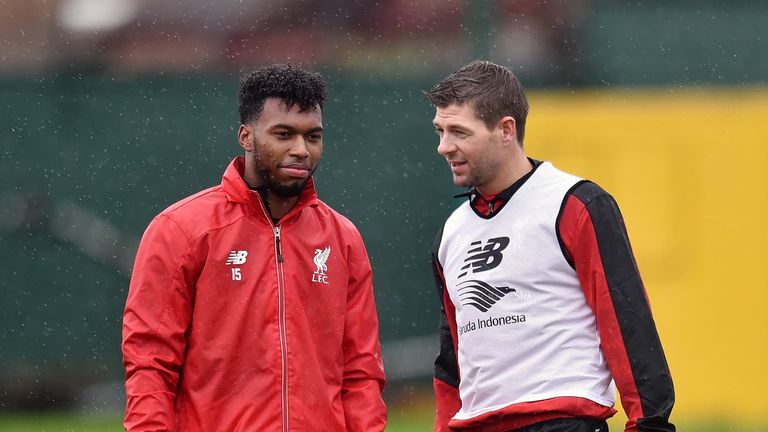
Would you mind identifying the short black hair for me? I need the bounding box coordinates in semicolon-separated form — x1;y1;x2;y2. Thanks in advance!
238;64;327;124
425;60;529;144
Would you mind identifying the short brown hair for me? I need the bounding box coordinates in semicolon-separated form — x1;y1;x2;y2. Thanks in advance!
425;60;529;144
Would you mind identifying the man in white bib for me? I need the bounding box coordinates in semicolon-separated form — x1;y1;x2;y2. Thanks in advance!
426;60;675;432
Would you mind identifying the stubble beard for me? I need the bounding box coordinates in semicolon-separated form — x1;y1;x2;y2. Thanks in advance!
454;171;478;188
253;151;315;198
451;162;480;189
453;157;496;190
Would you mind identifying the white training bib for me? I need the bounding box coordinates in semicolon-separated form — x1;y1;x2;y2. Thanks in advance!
437;162;616;419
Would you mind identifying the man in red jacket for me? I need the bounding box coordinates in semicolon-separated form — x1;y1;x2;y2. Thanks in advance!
122;64;387;431
426;61;675;432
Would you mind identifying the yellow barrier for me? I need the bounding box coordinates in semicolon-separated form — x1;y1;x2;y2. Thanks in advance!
526;87;768;426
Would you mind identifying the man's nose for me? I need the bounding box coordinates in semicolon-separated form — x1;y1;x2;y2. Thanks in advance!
437;136;455;156
289;138;310;158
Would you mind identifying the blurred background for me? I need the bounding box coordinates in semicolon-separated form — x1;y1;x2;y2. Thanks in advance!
1;0;767;430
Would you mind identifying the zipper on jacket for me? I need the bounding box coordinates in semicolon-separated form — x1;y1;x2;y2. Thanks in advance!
274;226;284;262
275;226;288;432
255;195;289;432
273;225;289;432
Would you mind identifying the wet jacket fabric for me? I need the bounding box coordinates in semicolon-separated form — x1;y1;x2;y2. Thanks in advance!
432;162;674;432
122;156;386;432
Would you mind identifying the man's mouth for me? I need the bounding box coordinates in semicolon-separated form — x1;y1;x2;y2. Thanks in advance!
280;163;311;179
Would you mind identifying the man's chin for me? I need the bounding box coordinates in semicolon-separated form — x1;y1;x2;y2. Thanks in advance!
453;176;472;189
269;179;307;198
258;167;315;198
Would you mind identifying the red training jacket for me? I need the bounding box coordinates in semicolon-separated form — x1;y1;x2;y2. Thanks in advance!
122;157;386;431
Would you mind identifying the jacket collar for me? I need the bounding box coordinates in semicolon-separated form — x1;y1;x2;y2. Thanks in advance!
221;156;319;220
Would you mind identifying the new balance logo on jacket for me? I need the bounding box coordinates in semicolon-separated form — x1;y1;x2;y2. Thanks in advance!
226;250;248;265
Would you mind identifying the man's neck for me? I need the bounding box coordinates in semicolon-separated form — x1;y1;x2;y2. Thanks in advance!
476;154;533;197
243;164;299;220
265;191;299;220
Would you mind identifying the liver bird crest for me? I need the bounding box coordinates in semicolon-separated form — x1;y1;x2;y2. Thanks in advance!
313;246;331;275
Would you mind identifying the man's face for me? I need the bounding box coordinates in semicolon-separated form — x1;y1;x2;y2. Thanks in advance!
244;98;323;197
433;103;503;190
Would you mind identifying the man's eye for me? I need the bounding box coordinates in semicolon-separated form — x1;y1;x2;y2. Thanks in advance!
308;134;322;142
275;131;291;138
435;129;444;136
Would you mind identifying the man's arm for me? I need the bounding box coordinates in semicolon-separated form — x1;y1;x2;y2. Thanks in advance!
341;229;386;432
432;228;462;432
559;181;675;432
122;214;196;431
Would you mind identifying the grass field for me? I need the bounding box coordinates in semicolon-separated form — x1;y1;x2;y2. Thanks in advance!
0;409;432;432
0;410;764;432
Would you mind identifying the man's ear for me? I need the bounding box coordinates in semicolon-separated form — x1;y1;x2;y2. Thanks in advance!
499;116;517;145
238;124;253;151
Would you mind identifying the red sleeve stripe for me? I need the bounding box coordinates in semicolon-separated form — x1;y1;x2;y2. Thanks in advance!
559;183;675;431
433;377;462;432
432;227;463;431
436;262;459;357
561;195;643;426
